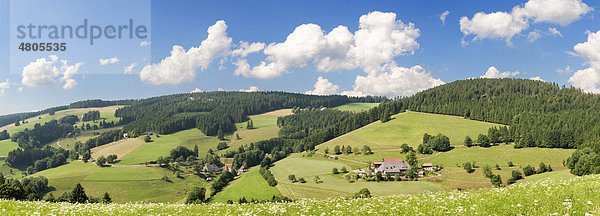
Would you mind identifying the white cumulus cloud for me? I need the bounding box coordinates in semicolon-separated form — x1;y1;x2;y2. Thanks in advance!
99;57;119;65
480;66;520;78
232;41;265;57
0;79;9;95
440;10;450;25
305;76;340;95
569;67;600;93
190;88;203;93
60;60;83;89
513;0;592;26
237;11;421;79
239;86;260;92
341;64;444;97
460;0;591;45
140;20;233;85
21;55;83;89
569;29;600;93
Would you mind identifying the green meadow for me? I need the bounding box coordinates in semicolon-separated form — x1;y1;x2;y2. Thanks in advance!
30;161;207;203
333;102;380;112
210;167;281;203
269;154;443;200
119;129;221;165
319;111;504;151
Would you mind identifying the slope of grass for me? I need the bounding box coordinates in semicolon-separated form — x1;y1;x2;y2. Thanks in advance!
0;139;18;157
333;102;379;112
245;109;292;128
30;161;207;203
90;137;145;160
421;144;574;167
270;154;442;200
210;167;281;203
3;106;124;136
119;129;220;165
6;173;597;215
318;111;503;150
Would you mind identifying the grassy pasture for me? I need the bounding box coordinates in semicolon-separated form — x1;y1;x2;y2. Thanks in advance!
210;167;281;203
0;139;18;157
91;136;145;160
30;161;207;203
319;111;504;151
333;102;379;112
421;144;574;168
119;129;220;165
2;106;124;136
269;154;443;200
245;109;292;128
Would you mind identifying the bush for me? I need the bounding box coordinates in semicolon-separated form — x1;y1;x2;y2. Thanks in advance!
185;187;206;204
463;162;475;173
332;168;339;174
353;188;371;198
523;165;536;176
144;135;152;142
288;175;297;183
217;142;229;150
96;156;107;167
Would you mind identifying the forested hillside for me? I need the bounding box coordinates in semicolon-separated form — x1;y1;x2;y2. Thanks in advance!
116;91;383;136
402;78;600;175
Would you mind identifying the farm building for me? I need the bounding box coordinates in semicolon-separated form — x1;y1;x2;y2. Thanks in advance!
374;158;411;175
237;165;248;175
421;163;434;171
202;164;221;173
224;163;233;172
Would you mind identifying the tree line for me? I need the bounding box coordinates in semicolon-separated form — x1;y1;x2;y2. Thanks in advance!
115;91;383;137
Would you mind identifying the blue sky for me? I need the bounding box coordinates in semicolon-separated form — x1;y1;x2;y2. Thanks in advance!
1;0;599;115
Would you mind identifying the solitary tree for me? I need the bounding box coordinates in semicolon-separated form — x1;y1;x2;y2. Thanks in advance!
96;156;107;167
333;145;341;155
185;187;206;204
102;192;112;203
464;136;473;147
523;165;535;176
144;135;152;142
490;174;502;187
288;175;297;182
70;183;88;203
463;162;475;173
332;167;339;174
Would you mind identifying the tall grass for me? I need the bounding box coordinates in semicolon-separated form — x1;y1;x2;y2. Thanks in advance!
1;175;599;215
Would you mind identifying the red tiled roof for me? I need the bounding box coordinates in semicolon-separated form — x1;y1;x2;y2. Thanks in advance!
383;158;404;162
225;164;233;168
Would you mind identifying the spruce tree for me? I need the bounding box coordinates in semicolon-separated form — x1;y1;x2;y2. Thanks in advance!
70;183;88;203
